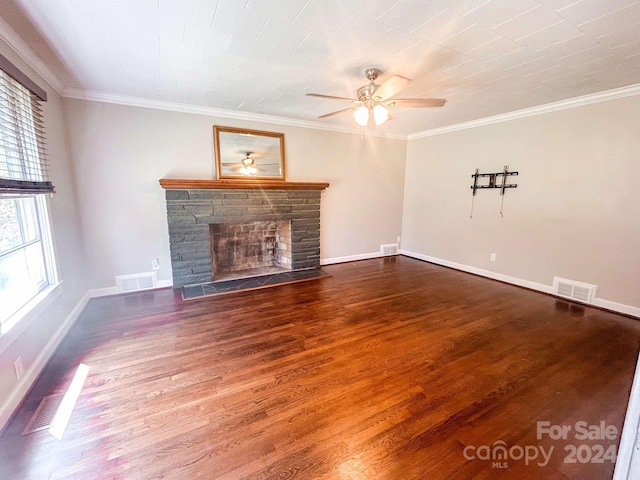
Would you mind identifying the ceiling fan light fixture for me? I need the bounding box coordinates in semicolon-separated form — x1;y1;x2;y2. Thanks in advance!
373;104;389;125
240;165;257;175
309;67;446;127
354;105;369;126
240;153;257;175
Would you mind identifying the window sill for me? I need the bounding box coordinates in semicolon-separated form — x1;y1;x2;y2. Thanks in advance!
0;282;63;356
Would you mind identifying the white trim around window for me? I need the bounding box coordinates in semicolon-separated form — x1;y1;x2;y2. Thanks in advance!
0;194;60;352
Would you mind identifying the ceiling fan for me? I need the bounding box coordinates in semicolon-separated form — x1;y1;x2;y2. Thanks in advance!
306;67;446;127
222;152;278;176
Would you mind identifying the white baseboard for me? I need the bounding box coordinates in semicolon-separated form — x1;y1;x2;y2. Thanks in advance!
401;250;554;293
88;286;119;297
592;298;640;319
0;291;90;431
321;251;385;265
401;249;639;318
88;279;174;298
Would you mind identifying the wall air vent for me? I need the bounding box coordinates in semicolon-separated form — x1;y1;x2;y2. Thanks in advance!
115;272;157;293
552;277;597;304
381;244;399;256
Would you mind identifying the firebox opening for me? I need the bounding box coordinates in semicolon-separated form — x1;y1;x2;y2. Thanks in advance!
210;220;292;282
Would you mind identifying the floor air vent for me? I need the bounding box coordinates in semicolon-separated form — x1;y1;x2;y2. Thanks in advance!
381;243;399;256
553;277;597;304
115;272;157;293
22;394;64;435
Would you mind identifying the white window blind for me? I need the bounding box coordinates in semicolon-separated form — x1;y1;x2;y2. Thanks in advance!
0;65;53;194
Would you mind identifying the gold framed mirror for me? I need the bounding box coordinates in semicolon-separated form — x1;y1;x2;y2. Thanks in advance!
214;126;286;181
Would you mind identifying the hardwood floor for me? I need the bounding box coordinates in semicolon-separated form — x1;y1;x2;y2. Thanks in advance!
1;256;639;479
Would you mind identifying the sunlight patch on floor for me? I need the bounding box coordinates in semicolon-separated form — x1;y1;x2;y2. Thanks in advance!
49;363;90;440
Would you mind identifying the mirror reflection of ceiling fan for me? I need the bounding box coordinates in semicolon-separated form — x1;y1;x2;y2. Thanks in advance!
306;67;446;127
222;152;279;176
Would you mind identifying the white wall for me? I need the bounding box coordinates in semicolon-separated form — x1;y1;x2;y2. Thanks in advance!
62;99;407;289
0;38;87;425
402;95;640;312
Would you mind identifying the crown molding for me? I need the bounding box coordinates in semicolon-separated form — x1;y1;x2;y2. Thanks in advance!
0;16;64;96
408;83;640;140
63;88;408;140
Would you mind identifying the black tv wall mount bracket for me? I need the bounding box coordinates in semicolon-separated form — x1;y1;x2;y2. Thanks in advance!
470;165;518;195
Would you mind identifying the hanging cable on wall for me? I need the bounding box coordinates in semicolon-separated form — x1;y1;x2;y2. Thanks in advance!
498;165;509;217
470;168;478;218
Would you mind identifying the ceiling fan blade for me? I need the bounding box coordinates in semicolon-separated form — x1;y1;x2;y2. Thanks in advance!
386;98;446;108
306;93;358;103
373;75;411;101
318;107;353;119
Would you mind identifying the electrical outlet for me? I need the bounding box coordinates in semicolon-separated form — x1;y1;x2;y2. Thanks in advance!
396;236;401;244
14;357;24;380
490;253;496;262
152;258;160;270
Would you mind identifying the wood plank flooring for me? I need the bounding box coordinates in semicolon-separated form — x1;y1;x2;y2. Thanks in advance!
1;256;639;479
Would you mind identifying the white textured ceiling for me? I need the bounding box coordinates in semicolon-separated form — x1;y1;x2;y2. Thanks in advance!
5;0;640;136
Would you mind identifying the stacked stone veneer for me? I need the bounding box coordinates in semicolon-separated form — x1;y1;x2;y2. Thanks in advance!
165;189;321;287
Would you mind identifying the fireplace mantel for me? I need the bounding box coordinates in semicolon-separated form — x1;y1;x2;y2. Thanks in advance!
159;179;329;190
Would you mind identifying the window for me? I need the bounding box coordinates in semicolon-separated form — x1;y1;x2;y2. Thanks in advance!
0;55;56;333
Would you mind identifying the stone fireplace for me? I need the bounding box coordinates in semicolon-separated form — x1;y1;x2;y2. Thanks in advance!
160;180;329;287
